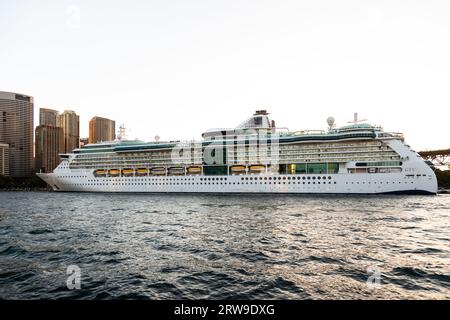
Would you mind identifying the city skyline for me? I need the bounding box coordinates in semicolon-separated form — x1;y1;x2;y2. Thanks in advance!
1;94;119;176
1;1;450;151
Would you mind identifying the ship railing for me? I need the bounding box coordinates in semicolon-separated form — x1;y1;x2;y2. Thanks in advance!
378;132;404;139
289;130;326;136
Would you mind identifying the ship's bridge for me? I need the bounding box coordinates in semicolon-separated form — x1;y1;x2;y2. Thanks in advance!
202;110;275;139
236;110;273;130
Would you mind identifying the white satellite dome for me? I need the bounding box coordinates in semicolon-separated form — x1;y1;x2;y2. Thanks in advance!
327;116;335;128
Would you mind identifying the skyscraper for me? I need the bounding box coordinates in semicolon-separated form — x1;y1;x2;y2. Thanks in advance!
59;110;79;153
39;108;59;126
34;108;64;173
89;116;115;143
35;125;64;173
0;91;34;177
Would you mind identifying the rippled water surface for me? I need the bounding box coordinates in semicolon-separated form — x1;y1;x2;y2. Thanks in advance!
0;191;449;299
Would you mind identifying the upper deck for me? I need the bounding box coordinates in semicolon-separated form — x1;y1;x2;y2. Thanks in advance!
69;111;403;156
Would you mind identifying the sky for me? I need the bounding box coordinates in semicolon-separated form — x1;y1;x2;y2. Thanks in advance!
0;0;449;151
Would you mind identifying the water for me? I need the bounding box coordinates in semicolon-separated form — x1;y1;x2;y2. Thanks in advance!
0;191;449;299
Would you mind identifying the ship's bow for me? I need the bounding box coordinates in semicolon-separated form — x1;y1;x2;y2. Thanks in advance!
36;173;60;191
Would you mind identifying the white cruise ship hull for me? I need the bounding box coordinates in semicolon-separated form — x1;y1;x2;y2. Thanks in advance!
37;171;437;195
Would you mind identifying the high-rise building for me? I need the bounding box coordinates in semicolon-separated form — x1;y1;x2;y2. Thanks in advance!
0;143;9;176
0;91;34;177
58;110;79;153
89;116;115;143
35;125;64;173
39;108;59;126
35;108;64;173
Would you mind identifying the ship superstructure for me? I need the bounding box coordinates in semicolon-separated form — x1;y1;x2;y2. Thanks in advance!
37;111;437;194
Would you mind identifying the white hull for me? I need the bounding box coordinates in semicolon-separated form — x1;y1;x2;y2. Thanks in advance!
37;171;437;194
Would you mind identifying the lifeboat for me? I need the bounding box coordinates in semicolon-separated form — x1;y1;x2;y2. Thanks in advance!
136;168;149;176
151;167;166;175
109;169;120;177
122;168;134;176
187;166;201;175
168;167;185;175
249;165;265;173
94;169;106;177
230;165;246;174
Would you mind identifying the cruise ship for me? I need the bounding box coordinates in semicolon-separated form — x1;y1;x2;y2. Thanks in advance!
37;111;437;194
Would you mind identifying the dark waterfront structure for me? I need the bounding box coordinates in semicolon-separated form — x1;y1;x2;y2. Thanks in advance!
0;91;34;177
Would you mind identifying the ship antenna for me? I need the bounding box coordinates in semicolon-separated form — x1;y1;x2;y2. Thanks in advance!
118;124;127;140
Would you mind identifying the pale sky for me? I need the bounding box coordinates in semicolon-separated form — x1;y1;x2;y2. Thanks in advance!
1;0;449;151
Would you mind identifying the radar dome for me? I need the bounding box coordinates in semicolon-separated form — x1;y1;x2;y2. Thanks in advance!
327;116;335;128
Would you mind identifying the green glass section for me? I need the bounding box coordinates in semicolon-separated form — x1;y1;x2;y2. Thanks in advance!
202;146;227;165
328;162;339;174
203;165;228;176
286;163;307;174
307;163;327;174
280;163;339;174
295;163;307;174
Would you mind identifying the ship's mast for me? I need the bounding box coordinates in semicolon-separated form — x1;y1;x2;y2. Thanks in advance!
117;124;127;141
348;112;367;124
